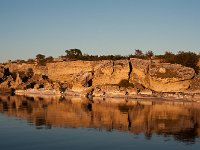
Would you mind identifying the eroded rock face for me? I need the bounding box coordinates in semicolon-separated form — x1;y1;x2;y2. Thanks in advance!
71;71;93;92
0;75;14;89
1;58;198;94
186;74;200;93
47;61;97;82
5;63;47;75
130;58;195;92
93;60;130;86
47;60;130;92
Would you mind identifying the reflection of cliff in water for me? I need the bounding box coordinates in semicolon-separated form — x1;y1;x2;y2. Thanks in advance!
1;95;200;143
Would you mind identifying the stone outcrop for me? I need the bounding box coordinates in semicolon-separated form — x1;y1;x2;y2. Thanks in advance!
93;85;126;97
47;60;129;85
71;71;93;92
93;60;130;85
130;58;195;92
46;60;130;94
0;58;199;96
47;61;97;82
186;74;200;93
5;63;47;75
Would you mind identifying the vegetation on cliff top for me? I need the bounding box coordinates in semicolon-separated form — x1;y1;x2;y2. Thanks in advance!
5;49;200;73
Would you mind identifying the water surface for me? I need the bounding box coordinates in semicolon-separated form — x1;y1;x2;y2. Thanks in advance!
1;95;200;150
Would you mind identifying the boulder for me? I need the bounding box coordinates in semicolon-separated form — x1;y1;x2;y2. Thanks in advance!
93;85;126;97
126;87;138;95
15;73;23;86
93;87;105;97
81;87;94;97
0;80;10;89
0;72;3;79
139;89;153;95
71;71;93;92
0;75;13;89
130;58;195;92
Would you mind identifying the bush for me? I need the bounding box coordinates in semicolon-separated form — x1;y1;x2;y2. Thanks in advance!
118;79;134;88
27;59;35;64
46;56;54;63
175;51;199;72
27;68;34;78
18;71;29;82
36;54;46;66
163;51;199;73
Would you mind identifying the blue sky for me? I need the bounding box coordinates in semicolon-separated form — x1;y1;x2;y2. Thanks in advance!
0;0;200;62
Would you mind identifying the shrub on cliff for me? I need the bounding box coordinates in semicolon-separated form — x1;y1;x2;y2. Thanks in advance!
27;68;34;78
65;49;83;59
64;49;128;61
163;51;199;73
27;59;35;64
46;56;54;63
145;50;154;59
175;51;199;72
118;79;134;88
132;49;147;59
18;71;29;82
36;54;46;66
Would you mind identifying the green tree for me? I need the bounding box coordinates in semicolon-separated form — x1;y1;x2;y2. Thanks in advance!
175;51;199;72
27;68;34;78
65;49;82;59
36;54;46;66
145;50;154;59
27;59;35;64
36;54;45;60
163;51;175;63
134;49;144;57
163;51;199;73
46;56;54;63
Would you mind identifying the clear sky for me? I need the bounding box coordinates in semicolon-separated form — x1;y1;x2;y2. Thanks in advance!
0;0;200;62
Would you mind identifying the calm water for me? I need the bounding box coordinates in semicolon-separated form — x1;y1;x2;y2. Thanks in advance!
1;95;200;150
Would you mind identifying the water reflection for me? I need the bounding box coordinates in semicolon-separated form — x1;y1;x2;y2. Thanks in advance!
0;95;200;144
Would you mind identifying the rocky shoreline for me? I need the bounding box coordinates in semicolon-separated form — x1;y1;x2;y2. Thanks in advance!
1;58;200;101
12;88;200;102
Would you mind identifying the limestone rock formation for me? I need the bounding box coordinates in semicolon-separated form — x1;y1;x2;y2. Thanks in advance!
5;63;47;75
0;75;13;89
130;58;195;92
93;60;130;86
1;58;199;95
0;72;3;79
47;61;97;82
93;85;127;97
186;74;200;93
15;73;23;85
126;87;138;95
71;71;93;92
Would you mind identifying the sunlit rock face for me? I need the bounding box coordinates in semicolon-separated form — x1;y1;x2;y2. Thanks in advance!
187;74;200;93
0;58;197;94
1;95;200;143
47;60;130;92
47;60;129;85
47;61;96;82
92;60;130;86
5;63;48;75
130;58;195;92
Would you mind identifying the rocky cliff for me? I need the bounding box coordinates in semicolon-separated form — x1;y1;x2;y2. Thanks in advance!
0;58;199;96
130;58;195;92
